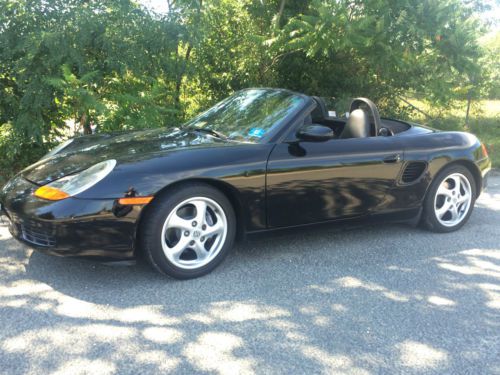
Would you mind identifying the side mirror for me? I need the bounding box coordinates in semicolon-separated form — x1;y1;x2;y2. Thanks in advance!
297;125;334;142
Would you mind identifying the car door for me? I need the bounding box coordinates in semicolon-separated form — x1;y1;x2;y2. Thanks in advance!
266;129;404;228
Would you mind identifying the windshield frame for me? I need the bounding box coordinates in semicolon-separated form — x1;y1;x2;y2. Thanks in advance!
183;88;310;144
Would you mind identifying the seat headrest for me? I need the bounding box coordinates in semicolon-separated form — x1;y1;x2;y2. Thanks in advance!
349;98;381;136
340;109;370;139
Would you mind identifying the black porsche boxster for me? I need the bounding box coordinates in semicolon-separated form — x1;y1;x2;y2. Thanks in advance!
0;88;492;279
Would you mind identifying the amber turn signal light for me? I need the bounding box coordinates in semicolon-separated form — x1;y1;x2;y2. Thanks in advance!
118;196;153;205
481;143;489;158
34;186;70;201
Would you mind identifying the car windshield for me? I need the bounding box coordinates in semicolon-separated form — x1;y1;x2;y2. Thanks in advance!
184;89;305;142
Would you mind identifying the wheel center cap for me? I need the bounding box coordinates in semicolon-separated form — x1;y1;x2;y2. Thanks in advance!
193;230;201;238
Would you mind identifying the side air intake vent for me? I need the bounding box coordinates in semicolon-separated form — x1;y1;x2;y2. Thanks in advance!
401;162;427;183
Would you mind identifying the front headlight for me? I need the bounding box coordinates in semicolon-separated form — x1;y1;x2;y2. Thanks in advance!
40;138;74;161
34;160;117;201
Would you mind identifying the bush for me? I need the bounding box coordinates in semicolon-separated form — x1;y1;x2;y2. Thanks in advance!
0;124;48;186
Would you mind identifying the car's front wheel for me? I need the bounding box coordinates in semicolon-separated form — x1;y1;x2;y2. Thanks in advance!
421;165;476;232
140;183;236;279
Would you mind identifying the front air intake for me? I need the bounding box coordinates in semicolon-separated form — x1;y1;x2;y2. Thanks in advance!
401;162;427;183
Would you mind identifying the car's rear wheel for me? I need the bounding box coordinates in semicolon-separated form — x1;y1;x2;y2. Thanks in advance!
140;183;236;279
421;165;476;232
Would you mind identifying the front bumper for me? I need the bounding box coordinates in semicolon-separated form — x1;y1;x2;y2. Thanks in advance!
0;175;141;259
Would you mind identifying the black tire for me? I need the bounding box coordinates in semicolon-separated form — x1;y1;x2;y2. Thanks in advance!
139;182;236;279
421;164;477;233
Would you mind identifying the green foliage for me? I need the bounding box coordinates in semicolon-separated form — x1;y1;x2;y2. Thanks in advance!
0;0;497;182
0;124;49;185
479;31;500;99
270;0;487;107
0;0;183;135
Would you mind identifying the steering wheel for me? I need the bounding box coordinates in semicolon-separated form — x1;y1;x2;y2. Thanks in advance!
349;98;382;137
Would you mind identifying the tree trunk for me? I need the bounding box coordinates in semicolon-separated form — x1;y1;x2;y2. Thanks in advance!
174;44;192;112
275;0;287;30
465;91;472;130
173;0;201;115
80;112;92;135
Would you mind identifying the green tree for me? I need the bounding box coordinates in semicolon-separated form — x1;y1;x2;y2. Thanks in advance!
266;0;486;116
0;0;495;183
480;30;500;99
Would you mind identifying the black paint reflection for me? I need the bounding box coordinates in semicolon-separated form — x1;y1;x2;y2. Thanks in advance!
267;137;405;227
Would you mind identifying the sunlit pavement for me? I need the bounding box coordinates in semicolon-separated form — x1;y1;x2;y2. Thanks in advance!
0;173;499;375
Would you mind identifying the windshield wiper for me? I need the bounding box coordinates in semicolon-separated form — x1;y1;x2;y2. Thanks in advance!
192;127;228;140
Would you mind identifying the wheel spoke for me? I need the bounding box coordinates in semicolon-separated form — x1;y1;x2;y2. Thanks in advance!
169;212;192;231
436;202;451;218
192;200;208;226
449;205;459;222
451;175;461;195
204;221;224;237
457;192;470;205
437;184;452;198
192;241;208;260
168;236;191;260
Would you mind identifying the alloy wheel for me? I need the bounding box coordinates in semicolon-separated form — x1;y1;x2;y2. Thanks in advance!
434;172;472;227
161;197;228;269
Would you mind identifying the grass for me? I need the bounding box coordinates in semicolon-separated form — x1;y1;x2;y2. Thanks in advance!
406;99;500;168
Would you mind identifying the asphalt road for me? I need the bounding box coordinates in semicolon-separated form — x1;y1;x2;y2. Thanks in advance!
0;174;499;375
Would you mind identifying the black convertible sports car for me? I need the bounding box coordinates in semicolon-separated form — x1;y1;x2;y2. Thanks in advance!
0;88;491;279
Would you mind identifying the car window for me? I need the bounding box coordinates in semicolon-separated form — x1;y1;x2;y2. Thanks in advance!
184;89;305;143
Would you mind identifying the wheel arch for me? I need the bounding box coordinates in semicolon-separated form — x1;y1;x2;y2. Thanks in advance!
134;177;245;257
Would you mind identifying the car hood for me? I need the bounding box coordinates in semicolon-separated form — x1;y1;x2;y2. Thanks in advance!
21;127;232;185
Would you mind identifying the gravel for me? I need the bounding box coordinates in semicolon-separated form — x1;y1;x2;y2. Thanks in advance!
0;173;499;374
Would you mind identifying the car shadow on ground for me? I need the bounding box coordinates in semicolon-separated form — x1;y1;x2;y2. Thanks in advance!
0;197;499;373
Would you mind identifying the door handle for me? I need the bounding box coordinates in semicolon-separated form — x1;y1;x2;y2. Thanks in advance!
383;154;401;163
